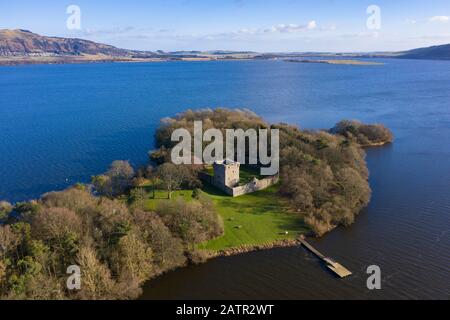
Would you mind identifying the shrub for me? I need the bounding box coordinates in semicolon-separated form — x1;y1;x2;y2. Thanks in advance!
0;201;13;220
331;120;393;145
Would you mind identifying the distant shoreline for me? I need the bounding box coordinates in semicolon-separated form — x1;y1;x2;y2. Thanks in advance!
4;54;450;67
0;56;385;67
285;59;385;65
0;56;170;66
0;56;256;66
2;29;450;68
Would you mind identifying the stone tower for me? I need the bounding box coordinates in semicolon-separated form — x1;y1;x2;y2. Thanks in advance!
213;160;240;188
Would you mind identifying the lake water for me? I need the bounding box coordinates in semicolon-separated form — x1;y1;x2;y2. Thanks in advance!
0;59;449;299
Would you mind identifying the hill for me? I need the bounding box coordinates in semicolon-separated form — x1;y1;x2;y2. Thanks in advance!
0;29;146;57
0;29;259;65
396;43;450;60
1;29;449;65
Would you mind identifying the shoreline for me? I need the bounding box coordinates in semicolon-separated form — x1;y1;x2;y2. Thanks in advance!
0;57;167;67
285;59;385;66
360;141;392;148
0;57;255;67
0;56;386;67
204;237;304;259
139;238;306;298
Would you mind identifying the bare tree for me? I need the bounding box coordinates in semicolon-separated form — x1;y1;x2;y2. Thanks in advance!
156;163;186;199
0;201;12;220
76;246;115;300
92;160;135;196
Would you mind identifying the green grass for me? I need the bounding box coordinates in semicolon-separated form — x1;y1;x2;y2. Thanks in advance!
198;184;307;251
143;189;194;211
238;165;264;185
139;183;308;252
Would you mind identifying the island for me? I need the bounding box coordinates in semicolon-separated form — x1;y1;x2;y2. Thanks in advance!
285;59;384;65
0;108;393;300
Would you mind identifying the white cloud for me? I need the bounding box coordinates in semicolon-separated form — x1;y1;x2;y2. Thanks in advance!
198;20;320;40
405;19;417;25
77;20;320;45
80;26;136;36
419;33;450;40
429;16;450;23
269;20;317;33
260;21;317;34
307;20;317;30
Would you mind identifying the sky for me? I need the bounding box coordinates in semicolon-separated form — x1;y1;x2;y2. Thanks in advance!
1;0;450;52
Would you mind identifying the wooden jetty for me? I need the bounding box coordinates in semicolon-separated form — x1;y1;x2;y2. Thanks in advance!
298;236;352;278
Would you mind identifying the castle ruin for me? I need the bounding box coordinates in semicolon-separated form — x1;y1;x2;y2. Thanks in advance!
200;160;279;197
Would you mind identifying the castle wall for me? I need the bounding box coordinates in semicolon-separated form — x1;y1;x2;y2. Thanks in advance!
229;175;279;197
213;162;240;188
200;172;279;197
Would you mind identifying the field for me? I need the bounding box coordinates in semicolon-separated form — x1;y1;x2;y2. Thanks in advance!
143;184;307;251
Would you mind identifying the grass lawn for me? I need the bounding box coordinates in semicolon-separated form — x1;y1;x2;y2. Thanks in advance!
143;189;194;211
198;184;308;251
140;182;308;252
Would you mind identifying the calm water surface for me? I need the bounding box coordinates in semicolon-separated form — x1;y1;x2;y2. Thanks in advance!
0;59;449;299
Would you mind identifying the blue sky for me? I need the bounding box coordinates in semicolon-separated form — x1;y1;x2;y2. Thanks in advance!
1;0;450;52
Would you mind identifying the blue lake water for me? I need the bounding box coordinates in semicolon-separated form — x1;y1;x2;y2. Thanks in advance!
1;59;449;299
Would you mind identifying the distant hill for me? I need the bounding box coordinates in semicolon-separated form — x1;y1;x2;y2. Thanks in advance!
396;43;450;60
1;29;449;65
0;29;147;57
0;29;260;65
